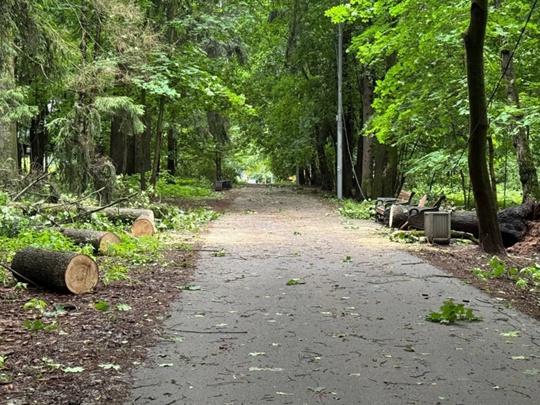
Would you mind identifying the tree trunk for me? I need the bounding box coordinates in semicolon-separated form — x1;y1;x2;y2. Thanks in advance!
29;106;48;173
495;0;540;201
342;110;354;198
316;125;333;191
450;201;537;247
383;145;398;197
361;72;375;198
60;228;121;254
488;135;497;201
150;95;166;187
167;126;176;176
110;115;125;174
464;0;505;254
11;248;99;294
0;54;18;181
139;88;152;190
354;128;364;199
372;142;386;198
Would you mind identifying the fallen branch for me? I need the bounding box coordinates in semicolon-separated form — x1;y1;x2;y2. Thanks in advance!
79;192;139;218
11;172;51;202
0;262;40;287
171;329;248;334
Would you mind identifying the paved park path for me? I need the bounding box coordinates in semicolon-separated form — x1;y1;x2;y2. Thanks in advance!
130;186;540;404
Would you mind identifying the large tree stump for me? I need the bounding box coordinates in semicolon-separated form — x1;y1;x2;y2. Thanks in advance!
131;210;156;237
60;228;121;254
389;204;409;228
11;248;99;294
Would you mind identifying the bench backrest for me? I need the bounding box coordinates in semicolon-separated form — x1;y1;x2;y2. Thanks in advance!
397;191;414;204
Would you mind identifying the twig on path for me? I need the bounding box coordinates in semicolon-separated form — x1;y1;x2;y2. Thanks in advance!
172;329;248;334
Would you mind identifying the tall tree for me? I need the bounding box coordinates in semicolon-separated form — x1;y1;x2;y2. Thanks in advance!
0;57;18;179
494;0;540;202
464;0;505;253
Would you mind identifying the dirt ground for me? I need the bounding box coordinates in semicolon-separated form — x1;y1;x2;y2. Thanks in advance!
1;185;540;404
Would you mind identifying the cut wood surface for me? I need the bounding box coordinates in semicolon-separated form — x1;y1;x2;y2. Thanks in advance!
131;210;156;237
11;248;99;294
389;204;409;228
60;228;121;254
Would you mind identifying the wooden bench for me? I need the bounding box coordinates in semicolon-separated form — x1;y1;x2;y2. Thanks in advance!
375;191;415;224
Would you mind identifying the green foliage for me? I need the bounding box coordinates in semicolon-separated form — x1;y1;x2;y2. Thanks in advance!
23;298;48;312
471;256;540;289
0;268;11;286
426;300;483;325
23;319;58;331
102;266;131;285
0;191;10;205
212;249;226;257
472;255;520;282
338;200;374;220
94;301;110;311
0;229;85;263
110;234;162;265
0;82;38;124
0;205;32;238
155;176;217;199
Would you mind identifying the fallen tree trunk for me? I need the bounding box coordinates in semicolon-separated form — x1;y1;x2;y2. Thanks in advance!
11;248;99;294
11;203;157;221
131;210;156;237
450;200;538;247
60;228;121;254
11;203;156;232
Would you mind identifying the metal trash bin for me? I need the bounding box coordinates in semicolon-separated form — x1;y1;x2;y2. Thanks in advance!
424;211;451;244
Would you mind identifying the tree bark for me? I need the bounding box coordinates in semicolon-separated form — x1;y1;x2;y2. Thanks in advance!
361;72;375;198
60;228;121;254
316;125;333;191
29;106;49;173
495;0;540;201
140;88;152;190
0;53;18;181
11;248;99;294
464;0;505;254
110;115;125;174
150;95;166;187
450;201;536;247
167;126;176;176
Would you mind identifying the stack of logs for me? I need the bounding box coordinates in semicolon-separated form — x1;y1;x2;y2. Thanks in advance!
9;207;156;294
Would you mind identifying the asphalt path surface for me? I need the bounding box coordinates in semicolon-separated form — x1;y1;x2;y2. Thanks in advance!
130;186;540;405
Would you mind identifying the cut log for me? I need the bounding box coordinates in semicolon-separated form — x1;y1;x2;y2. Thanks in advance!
131;210;156;237
10;203;158;222
11;248;99;294
389;204;409;228
450;200;537;247
60;228;121;254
